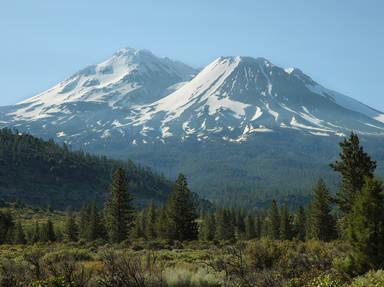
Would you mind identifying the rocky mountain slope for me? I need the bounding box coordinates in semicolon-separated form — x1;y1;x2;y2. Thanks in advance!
1;49;384;147
1;48;384;205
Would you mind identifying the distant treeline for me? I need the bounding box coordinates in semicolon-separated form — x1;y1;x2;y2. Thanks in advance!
0;128;171;208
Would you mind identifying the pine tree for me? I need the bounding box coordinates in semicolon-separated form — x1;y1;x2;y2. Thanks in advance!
87;203;105;241
45;219;56;242
13;221;26;244
255;215;262;239
199;213;216;241
269;200;280;240
293;206;306;241
31;221;41;243
156;207;170;239
235;209;245;238
330;133;376;213
166;174;198;241
64;211;78;242
79;203;106;242
346;177;384;274
279;204;292;240
79;204;91;240
308;179;336;241
105;168;135;243
215;209;235;241
145;201;157;240
0;210;14;244
132;211;145;239
244;215;256;240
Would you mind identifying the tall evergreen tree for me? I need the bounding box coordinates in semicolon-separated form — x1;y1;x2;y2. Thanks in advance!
199;213;216;241
145;201;157;240
0;210;14;244
78;205;107;241
215;209;235;241
105;168;135;243
13;221;26;244
346;177;384;274
31;221;41;243
308;179;336;241
132;211;145;239
64;211;78;242
87;203;105;241
79;204;91;240
255;215;263;239
279;204;292;240
244;215;256;240
156;207;170;239
166;174;198;241
45;219;56;242
269;200;280;240
235;209;246;237
293;206;306;241
330;133;376;213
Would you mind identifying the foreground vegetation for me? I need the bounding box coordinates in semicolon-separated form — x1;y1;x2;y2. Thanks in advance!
0;239;383;287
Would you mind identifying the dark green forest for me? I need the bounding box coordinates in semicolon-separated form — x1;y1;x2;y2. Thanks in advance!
110;131;384;208
0;128;171;209
1;130;384;286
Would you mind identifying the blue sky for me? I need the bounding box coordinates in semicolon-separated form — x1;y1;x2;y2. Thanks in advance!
1;0;383;109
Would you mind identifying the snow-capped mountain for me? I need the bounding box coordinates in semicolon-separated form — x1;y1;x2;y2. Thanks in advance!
1;49;384;147
11;48;196;120
126;56;384;144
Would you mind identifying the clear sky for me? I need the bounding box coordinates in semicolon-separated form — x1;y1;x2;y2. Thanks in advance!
0;0;383;110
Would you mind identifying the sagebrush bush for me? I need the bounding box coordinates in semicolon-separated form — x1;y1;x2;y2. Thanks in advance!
164;268;220;287
43;248;93;262
247;238;282;270
306;273;344;287
350;270;384;287
29;276;74;287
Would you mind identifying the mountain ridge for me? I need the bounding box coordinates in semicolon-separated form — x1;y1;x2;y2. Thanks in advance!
127;55;384;143
11;47;196;121
1;48;384;204
2;50;384;148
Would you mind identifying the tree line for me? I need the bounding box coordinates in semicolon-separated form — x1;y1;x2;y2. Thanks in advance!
0;169;199;244
1;132;383;275
0;128;171;209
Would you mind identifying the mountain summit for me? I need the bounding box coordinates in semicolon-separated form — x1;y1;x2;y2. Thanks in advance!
1;49;384;147
1;48;384;202
128;55;384;143
14;48;196;120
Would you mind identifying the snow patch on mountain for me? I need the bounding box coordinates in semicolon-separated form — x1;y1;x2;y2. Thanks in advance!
1;49;384;146
374;114;384;123
143;56;246;123
12;48;196;121
251;107;263;121
284;67;295;74
306;83;382;119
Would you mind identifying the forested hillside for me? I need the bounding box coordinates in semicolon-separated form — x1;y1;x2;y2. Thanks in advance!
0;128;171;209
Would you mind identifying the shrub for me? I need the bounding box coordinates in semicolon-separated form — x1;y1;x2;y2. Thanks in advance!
97;250;164;287
350;270;384;287
0;258;29;287
164;268;220;287
247;239;282;270
306;273;344;287
43;249;92;262
29;276;74;287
